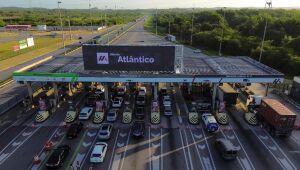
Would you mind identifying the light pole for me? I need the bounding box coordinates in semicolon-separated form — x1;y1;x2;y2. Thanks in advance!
89;0;93;33
219;7;226;56
190;8;194;45
155;8;158;35
57;1;66;55
259;0;272;63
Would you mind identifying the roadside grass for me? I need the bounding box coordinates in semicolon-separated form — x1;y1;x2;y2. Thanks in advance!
0;38;77;71
0;32;18;37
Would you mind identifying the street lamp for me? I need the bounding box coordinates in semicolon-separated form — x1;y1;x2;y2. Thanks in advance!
259;0;272;63
57;1;66;55
89;0;93;33
219;7;226;56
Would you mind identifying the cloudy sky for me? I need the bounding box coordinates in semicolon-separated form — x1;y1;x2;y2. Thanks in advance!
0;0;299;9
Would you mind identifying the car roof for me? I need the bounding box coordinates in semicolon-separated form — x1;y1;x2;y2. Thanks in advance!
216;138;237;150
93;142;107;153
81;107;92;112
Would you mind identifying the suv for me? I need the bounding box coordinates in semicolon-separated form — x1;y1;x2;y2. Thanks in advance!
46;145;71;168
135;107;145;119
98;124;113;140
67;122;83;139
132;120;145;138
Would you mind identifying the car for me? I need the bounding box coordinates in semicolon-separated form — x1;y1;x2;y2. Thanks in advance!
136;95;146;106
215;138;238;160
98;123;113;140
66;122;83;139
201;113;219;132
79;107;94;120
215;112;229;125
163;95;171;106
86;95;99;106
164;105;173;116
90;142;108;163
132;120;145;138
160;87;168;96
107;109;119;122
35;110;50;123
112;97;123;108
138;87;147;95
46;145;71;168
117;86;126;96
193;49;201;53
64;107;79;123
135;107;145;119
244;110;258;126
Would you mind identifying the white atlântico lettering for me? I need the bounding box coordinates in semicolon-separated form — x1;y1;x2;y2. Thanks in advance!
118;56;155;63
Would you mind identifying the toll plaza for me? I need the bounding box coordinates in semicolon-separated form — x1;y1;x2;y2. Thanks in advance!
12;44;283;123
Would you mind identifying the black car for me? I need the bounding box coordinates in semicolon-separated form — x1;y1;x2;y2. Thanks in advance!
46;145;71;169
135;107;145;119
86;95;99;106
66;122;83;139
132;120;145;138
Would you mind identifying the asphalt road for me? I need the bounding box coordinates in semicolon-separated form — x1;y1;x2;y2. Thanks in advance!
0;19;300;170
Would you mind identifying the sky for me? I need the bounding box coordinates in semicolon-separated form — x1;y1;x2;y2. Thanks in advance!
0;0;299;9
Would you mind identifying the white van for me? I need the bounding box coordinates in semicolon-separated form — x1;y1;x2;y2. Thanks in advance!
90;142;108;163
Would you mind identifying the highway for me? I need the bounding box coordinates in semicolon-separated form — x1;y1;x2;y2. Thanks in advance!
0;19;299;170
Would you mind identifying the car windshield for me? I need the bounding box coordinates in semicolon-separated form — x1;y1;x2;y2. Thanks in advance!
99;132;107;135
92;154;101;157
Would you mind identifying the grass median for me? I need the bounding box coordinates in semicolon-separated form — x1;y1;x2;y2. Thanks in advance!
0;38;77;71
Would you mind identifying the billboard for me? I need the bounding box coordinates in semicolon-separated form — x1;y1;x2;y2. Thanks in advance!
19;40;28;49
27;37;35;47
82;45;175;71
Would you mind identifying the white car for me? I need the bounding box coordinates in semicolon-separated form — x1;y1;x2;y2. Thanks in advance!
90;142;108;163
163;96;171;106
79;107;93;120
112;97;123;108
193;49;201;53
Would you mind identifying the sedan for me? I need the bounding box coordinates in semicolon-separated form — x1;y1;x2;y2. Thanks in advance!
90;142;108;163
107;109;119;122
66;122;83;139
132;120;145;138
79;107;93;120
98;123;113;140
46;145;71;168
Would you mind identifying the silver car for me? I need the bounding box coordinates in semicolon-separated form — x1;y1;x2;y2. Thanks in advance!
98;124;113;140
107;109;119;122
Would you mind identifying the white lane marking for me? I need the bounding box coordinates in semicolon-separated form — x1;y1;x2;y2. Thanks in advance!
82;142;92;148
73;153;86;169
151;142;160;148
119;128;131;170
117;142;125;148
22;131;33;137
79;129;101;170
0;128;27;155
148;127;152;170
236;157;246;170
258;135;269;140
108;129;120;170
0;119;19;136
152;155;160;170
227;123;255;170
0;153;8;162
0;127;41;164
200;127;216;170
264;129;297;170
87;132;96;137
197;144;206;150
12;141;22;147
188;127;205;170
193;133;202;139
249;127;291;169
160;128;163;170
268;145;278;151
183;129;194;170
278;158;296;170
119;133;127;138
179;129;190;170
291;136;300;147
202;157;213;170
0;120;11;126
56;130;64;136
240;157;253;170
151;132;160;138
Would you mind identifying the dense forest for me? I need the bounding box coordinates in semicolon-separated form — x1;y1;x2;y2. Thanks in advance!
146;9;300;77
0;7;142;27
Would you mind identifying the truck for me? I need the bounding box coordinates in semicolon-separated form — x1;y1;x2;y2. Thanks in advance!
256;98;297;137
217;83;239;106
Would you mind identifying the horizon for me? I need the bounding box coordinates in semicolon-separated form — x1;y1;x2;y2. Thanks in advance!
0;0;299;10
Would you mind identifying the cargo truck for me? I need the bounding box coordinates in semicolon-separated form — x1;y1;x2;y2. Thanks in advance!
217;83;239;106
257;98;296;137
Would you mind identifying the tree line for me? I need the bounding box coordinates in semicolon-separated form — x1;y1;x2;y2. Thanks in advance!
0;7;141;27
147;8;300;77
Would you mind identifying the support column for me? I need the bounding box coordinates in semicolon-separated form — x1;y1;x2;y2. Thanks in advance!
104;84;109;101
68;83;73;96
265;83;269;97
26;82;33;102
53;83;59;106
188;83;192;95
212;83;218;111
153;83;158;100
